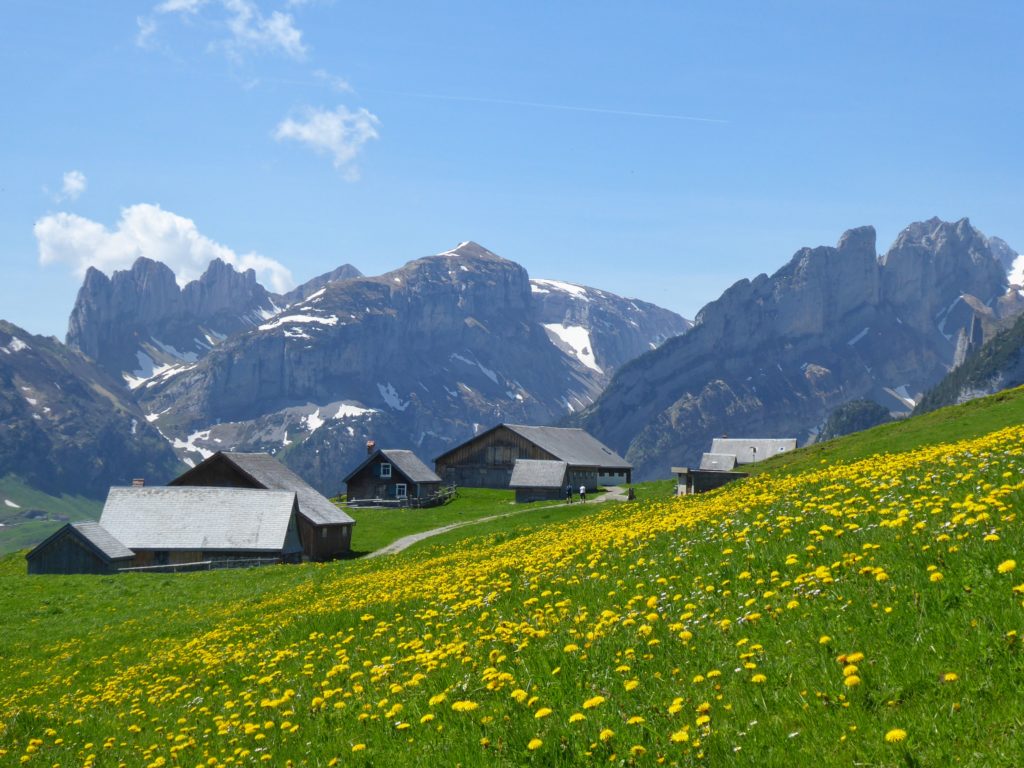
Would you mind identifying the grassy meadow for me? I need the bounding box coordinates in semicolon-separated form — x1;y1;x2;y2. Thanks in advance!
2;389;1024;766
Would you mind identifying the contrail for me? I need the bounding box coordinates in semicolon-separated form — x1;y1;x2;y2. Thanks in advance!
371;89;728;124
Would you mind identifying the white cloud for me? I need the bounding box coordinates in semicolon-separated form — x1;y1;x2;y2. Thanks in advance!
135;15;159;48
275;105;379;174
313;68;352;93
155;0;306;60
34;204;294;292
60;170;87;201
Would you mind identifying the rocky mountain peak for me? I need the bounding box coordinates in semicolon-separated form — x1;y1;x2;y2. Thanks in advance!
837;225;877;256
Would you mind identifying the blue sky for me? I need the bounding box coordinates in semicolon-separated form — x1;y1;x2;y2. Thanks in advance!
3;1;1022;338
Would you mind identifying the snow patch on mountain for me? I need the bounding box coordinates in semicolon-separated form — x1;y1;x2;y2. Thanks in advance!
531;279;590;300
2;337;30;354
543;323;603;373
259;314;339;332
377;382;409;411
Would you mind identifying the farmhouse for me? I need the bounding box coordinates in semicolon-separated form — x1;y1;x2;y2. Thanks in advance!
344;448;443;506
435;424;631;491
170;451;354;560
674;437;797;495
508;459;569;503
26;487;303;575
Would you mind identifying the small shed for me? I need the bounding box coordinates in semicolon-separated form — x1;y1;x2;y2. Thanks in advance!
26;521;134;575
344;449;443;506
672;466;749;496
509;459;569;503
170;451;354;561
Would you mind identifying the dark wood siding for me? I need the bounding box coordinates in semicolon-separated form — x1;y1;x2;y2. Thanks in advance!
436;426;558;489
26;529;120;575
298;517;352;561
514;487;565;504
347;456;441;502
169;459;258;489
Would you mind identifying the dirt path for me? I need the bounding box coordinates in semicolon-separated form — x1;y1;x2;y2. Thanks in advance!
365;487;626;558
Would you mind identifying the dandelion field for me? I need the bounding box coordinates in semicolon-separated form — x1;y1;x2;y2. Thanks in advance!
3;400;1024;765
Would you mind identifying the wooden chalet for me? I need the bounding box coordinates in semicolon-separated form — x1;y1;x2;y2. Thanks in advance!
344;448;442;506
508;459;569;503
169;451;354;561
434;424;632;491
26;487;303;575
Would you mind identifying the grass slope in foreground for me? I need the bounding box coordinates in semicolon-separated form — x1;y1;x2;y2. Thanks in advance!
2;392;1024;765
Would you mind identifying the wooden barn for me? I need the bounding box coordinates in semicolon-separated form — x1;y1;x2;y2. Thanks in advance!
344;448;442;506
434;424;632;491
508;459;569;503
26;521;134;575
26;487;303;574
672;438;794;495
170;451;354;561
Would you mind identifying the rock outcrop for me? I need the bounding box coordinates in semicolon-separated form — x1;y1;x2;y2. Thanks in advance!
578;218;1019;479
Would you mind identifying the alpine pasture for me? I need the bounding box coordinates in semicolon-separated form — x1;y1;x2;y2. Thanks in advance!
3;392;1024;766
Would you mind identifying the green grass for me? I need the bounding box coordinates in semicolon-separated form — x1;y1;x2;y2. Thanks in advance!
0;475;102;556
345;487;565;554
746;382;1024;478
5;390;1024;766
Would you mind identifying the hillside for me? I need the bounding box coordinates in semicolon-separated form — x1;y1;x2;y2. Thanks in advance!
914;309;1024;414
3;388;1024;765
577;217;1022;479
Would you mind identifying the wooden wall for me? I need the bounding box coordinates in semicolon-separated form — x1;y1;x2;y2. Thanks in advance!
27;529;120;575
436;427;558;489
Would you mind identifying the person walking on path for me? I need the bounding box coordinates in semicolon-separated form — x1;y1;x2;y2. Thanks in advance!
579;484;587;503
565;484;573;504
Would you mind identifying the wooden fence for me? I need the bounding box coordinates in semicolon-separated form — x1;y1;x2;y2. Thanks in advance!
345;485;458;510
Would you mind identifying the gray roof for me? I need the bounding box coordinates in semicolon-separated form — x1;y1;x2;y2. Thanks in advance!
708;438;797;465
503;425;632;470
219;452;354;526
699;453;738;471
71;521;135;560
100;487;302;552
509;460;569;489
381;450;442;483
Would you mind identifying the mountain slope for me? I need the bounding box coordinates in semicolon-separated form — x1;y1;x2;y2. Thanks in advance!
133;242;688;491
578;218;1018;479
0;320;183;499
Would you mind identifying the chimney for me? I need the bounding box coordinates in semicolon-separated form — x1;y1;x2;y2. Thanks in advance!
132;478;145;487
366;440;376;455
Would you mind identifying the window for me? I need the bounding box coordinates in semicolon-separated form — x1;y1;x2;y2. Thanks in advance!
396;483;407;499
380;462;392;478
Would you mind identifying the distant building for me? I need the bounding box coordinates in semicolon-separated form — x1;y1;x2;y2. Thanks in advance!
673;437;796;495
344;448;443;506
26;487;303;575
435;424;631;491
170;451;354;561
508;459;569;503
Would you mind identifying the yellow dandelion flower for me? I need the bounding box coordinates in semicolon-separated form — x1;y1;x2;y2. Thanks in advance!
670;728;690;743
844;675;862;687
696;715;711;726
451;701;479;713
510;689;528;703
599;728;615;742
627;716;645;725
846;652;865;664
630;745;647;756
420;714;434;724
534;708;552;719
351;743;366;752
930;572;944;582
942;672;958;683
569;713;586;723
842;664;859;676
884;728;907;743
527;738;543;751
750;674;767;684
583;695;605;709
998;560;1016;574
428;693;446;707
624;680;639;691
819;635;832;645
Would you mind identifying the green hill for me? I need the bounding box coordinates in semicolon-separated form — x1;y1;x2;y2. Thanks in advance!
3;387;1024;766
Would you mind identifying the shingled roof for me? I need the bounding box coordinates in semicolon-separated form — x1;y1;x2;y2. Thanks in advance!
72;521;135;560
100;486;302;552
708;438;797;465
343;448;442;485
499;425;631;470
698;453;738;472
509;460;569;489
174;452;354;526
